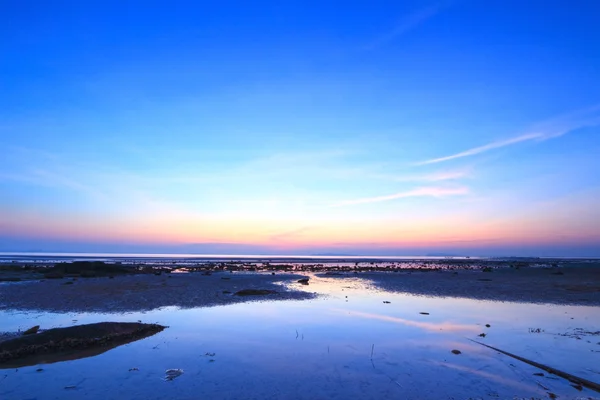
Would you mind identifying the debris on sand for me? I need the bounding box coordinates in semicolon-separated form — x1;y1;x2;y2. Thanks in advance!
469;339;600;393
485;324;491;328
164;368;184;381
297;278;310;285
451;349;461;355
419;312;430;315
234;289;278;296
383;301;391;304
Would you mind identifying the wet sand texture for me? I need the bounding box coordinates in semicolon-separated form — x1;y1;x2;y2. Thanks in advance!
0;273;314;312
322;266;600;305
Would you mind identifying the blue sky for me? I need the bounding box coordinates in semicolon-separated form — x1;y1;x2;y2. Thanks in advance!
1;1;600;256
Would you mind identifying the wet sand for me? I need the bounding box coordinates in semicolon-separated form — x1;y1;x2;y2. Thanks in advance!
332;265;600;306
1;265;599;313
0;272;315;313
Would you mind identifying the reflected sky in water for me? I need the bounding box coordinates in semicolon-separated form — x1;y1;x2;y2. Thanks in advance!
1;275;599;399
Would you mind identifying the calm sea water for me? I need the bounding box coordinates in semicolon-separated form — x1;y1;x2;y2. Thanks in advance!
1;275;598;399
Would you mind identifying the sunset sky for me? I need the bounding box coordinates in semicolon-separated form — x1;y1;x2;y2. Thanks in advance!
1;1;599;256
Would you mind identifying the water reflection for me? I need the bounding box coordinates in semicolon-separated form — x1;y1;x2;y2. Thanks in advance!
335;309;481;333
0;275;598;400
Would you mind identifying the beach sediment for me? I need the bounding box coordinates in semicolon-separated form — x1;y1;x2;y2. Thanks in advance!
0;272;314;313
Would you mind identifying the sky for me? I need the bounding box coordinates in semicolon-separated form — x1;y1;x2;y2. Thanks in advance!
1;1;600;257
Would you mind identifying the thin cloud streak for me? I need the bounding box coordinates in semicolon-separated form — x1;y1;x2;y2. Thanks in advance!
388;169;470;182
334;186;469;207
363;2;447;50
417;133;543;165
416;104;600;165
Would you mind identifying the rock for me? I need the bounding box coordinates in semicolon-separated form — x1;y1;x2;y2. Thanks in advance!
297;278;309;285
383;301;391;304
419;312;430;315
451;349;461;355
22;326;40;336
485;324;491;328
48;261;133;278
164;368;184;381
478;333;487;337
1;322;166;367
234;289;277;296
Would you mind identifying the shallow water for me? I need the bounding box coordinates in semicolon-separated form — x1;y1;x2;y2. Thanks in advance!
1;275;599;399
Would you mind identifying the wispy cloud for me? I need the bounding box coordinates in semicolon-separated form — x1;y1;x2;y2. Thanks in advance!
416;104;600;165
387;169;470;182
364;2;448;50
0;169;105;199
417;133;542;165
334;186;468;207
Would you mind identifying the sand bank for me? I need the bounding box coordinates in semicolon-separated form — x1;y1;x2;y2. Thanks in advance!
0;272;314;313
1;265;599;313
325;265;600;305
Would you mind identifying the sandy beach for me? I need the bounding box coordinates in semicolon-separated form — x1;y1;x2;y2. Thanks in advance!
1;262;599;313
0;272;315;313
328;264;600;306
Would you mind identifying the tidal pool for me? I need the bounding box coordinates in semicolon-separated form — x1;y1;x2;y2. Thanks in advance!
1;275;599;399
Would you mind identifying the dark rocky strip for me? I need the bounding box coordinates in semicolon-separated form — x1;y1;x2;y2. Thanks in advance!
0;322;165;367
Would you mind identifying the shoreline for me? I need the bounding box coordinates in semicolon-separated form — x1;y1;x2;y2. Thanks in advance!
1;264;599;313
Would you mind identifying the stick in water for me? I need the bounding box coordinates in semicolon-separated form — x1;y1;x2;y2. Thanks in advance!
469;339;600;393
